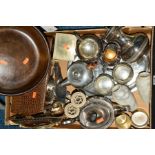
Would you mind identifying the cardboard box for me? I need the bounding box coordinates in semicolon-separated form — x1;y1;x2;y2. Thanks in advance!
5;26;154;129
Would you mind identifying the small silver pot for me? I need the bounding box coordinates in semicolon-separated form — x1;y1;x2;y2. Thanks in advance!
59;61;93;88
112;62;134;84
94;74;114;95
76;34;103;61
104;26;149;63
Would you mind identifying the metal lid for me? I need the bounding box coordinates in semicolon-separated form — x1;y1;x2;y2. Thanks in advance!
67;61;93;87
131;109;149;128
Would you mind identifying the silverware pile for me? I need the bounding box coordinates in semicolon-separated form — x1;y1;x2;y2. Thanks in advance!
44;27;151;129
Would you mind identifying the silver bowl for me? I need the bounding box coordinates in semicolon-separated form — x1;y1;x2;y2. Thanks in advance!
94;74;114;95
76;34;102;61
112;62;134;84
79;97;115;129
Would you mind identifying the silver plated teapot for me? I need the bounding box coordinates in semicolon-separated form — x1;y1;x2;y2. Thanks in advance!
59;61;93;88
104;26;149;63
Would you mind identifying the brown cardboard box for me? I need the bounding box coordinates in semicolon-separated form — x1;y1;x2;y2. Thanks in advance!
5;27;154;129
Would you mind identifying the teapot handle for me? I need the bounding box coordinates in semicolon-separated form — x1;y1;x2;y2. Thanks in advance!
59;78;70;87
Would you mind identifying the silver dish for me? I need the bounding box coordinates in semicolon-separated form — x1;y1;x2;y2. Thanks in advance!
79;97;115;129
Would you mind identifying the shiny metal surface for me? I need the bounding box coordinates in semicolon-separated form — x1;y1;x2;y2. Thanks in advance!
64;103;80;118
54;62;67;102
115;113;132;129
71;91;86;108
53;33;77;61
113;62;134;84
79;38;99;59
104;49;117;62
94;74;114;95
61;118;76;125
104;26;149;63
113;104;130;116
102;42;121;65
46;62;67;103
82;81;97;96
76;34;102;61
50;101;64;116
131;109;149;128
45;76;56;104
0;26;50;95
103;54;149;91
82;62;105;95
60;61;93;87
121;33;149;63
79;97;114;129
